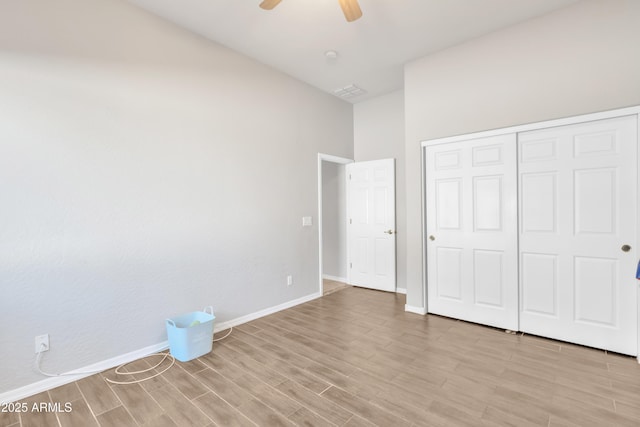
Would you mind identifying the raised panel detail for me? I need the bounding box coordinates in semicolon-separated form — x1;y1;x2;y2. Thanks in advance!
435;150;461;170
373;167;388;181
436;247;462;300
521;253;557;316
436;179;461;230
473;145;502;166
355;237;368;273
474;176;502;231
521;173;557;233
374;187;388;225
574;257;617;327
474;250;503;307
520;139;557;162
352;169;369;183
574;131;617;157
353;187;369;225
574;168;615;234
374;238;388;276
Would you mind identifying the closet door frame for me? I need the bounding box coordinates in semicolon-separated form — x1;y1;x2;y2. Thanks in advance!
420;105;640;360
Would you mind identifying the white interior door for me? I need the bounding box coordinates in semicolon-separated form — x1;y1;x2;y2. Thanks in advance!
426;134;518;330
519;115;638;355
347;159;396;292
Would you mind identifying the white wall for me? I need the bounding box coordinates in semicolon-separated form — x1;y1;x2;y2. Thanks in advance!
353;90;406;292
404;0;640;308
321;162;347;281
0;0;353;395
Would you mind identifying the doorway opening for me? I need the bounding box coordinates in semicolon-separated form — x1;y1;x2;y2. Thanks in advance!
317;154;352;295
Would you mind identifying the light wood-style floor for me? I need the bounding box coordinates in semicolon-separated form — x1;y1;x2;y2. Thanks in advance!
323;279;350;296
4;287;640;427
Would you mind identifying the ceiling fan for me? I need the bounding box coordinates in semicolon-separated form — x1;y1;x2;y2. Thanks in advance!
259;0;363;22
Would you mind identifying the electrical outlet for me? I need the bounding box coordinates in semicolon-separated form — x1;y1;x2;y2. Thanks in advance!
35;334;50;353
287;275;293;286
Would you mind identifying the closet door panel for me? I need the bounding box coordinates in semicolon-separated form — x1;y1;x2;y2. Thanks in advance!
426;134;518;330
519;115;638;355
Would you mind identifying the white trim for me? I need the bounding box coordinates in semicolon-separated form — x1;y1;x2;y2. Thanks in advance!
421;106;640;147
405;304;427;315
396;287;407;295
322;274;348;284
317;153;353;296
0;291;321;404
213;291;321;332
637;113;640;362
420;140;428;312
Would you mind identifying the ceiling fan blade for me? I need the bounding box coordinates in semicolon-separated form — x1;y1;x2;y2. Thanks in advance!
338;0;362;22
259;0;282;10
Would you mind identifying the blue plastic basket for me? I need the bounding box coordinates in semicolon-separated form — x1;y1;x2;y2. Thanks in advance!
166;306;215;362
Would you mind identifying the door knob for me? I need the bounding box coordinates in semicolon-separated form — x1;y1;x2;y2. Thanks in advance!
384;230;395;235
429;235;435;241
621;244;632;252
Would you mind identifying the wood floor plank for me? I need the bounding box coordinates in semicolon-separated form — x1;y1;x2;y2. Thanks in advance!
176;358;208;375
321;386;411;427
287;407;335;427
55;398;98;427
141;413;178;427
76;373;121;416
159;361;209;400
251;327;359;378
192;368;253;408
549;394;640;427
18;392;60;427
235;398;295;427
145;383;211;426
0;409;19;426
481;405;546;427
192;392;256;427
342;414;378;427
108;383;163;425
275;380;353;426
231;374;302;417
47;382;83;405
218;340;287;386
95;406;136;427
230;329;351;390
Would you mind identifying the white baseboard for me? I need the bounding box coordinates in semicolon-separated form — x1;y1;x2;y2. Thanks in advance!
0;341;169;405
405;304;427;315
0;291;322;404
213;292;321;332
322;274;347;283
395;287;407;294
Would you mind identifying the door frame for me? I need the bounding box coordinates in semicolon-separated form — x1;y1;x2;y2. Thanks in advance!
317;153;353;295
420;105;640;359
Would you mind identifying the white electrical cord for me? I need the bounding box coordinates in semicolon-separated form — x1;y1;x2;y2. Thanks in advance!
35;345;104;378
103;353;176;385
34;327;233;385
213;326;233;342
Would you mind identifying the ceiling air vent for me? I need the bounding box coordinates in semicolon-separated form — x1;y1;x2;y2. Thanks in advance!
332;84;367;99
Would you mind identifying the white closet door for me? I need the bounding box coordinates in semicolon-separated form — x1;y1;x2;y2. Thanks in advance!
426;134;518;330
519;115;638;355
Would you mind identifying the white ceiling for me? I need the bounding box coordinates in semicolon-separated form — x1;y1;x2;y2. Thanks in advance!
129;0;580;103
